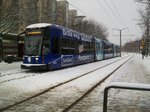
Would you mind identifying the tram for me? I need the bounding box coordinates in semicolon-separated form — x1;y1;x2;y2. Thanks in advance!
21;23;120;70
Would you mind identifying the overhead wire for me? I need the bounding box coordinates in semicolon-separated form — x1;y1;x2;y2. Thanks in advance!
103;0;124;27
110;0;131;35
97;0;133;44
96;0;118;27
68;0;132;39
110;0;127;27
68;2;110;27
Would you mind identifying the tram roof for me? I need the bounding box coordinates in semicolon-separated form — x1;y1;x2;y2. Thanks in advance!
26;23;52;29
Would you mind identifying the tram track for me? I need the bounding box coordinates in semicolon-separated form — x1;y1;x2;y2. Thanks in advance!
0;70;47;85
0;55;131;111
0;70;27;78
0;56;128;85
62;55;133;112
0;72;39;84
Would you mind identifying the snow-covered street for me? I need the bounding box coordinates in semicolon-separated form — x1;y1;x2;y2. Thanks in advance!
69;54;150;112
0;53;150;112
107;54;150;112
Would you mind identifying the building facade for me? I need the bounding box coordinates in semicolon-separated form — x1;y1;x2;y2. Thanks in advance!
56;0;69;27
0;0;20;33
0;0;81;61
0;0;57;61
0;0;57;33
68;10;77;29
19;0;57;33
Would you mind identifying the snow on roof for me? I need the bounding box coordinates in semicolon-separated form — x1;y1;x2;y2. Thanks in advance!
26;23;51;29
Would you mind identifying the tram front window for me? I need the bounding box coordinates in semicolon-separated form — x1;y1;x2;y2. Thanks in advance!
24;35;43;55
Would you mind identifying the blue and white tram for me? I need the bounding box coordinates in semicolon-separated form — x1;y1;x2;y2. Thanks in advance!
94;37;104;61
103;40;115;59
114;45;120;57
21;23;94;70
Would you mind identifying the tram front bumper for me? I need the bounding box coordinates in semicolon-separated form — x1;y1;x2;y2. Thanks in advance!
21;64;47;70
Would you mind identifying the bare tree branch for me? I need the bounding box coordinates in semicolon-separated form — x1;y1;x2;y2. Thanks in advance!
4;20;23;35
0;18;15;33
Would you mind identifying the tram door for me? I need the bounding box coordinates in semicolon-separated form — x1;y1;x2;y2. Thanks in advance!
18;35;24;59
18;43;24;57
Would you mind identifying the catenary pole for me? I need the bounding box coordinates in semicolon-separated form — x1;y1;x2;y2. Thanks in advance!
113;27;128;57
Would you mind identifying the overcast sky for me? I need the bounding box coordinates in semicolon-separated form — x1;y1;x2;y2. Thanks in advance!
67;0;145;45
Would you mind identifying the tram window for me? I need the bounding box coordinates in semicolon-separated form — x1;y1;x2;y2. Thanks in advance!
62;48;70;55
42;41;50;55
61;38;70;47
44;27;50;37
52;38;59;54
81;42;92;52
61;48;67;55
43;38;50;55
61;37;78;55
90;43;94;52
70;40;76;48
87;43;89;51
62;48;76;55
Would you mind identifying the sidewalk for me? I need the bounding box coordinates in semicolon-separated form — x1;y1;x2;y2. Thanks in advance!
67;53;150;112
0;61;21;72
107;54;150;112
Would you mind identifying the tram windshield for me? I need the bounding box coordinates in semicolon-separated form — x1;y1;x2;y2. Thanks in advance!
24;30;43;55
24;28;50;55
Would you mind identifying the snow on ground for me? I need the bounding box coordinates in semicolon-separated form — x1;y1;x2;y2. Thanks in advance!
2;55;131;112
107;54;150;112
69;53;150;112
0;61;22;73
0;53;129;111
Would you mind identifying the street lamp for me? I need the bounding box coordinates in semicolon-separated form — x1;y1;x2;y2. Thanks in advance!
113;27;128;57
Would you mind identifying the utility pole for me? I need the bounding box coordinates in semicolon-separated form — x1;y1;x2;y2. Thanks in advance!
113;27;128;57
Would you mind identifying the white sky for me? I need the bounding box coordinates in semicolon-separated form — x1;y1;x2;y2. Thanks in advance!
67;0;146;45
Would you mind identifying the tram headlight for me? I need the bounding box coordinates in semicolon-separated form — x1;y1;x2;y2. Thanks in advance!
35;57;38;63
35;57;38;61
28;57;31;63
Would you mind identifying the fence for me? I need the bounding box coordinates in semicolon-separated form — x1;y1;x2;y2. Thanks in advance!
103;82;150;112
